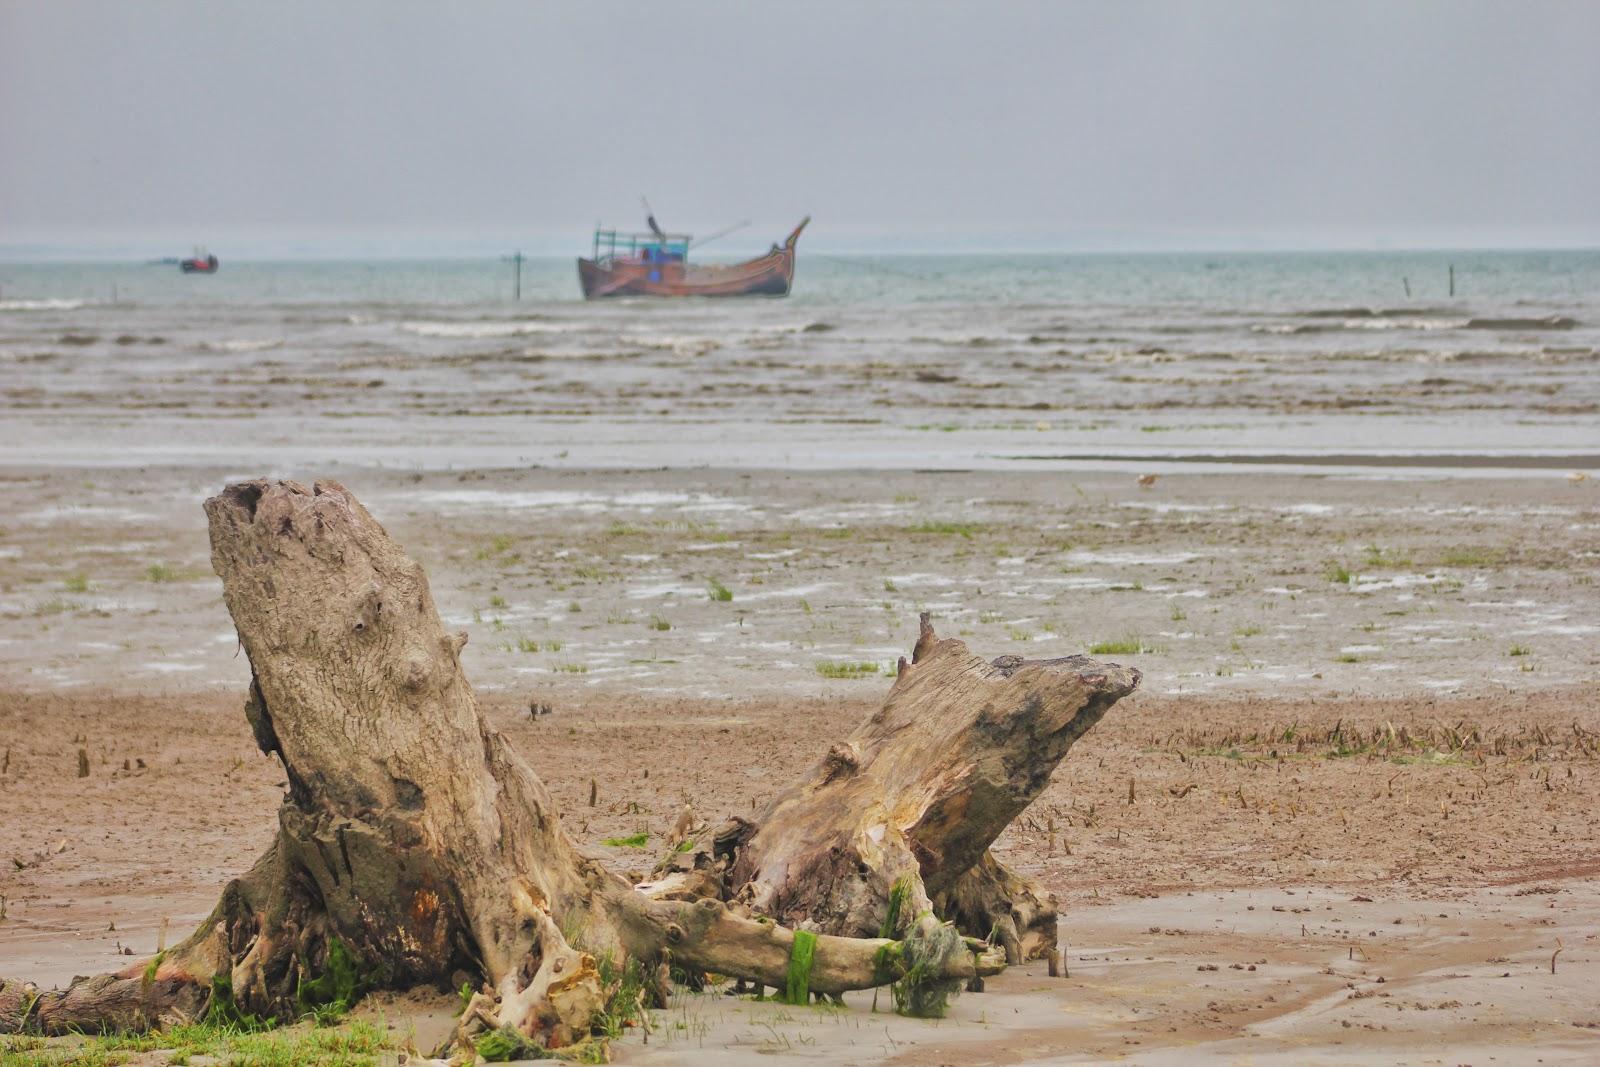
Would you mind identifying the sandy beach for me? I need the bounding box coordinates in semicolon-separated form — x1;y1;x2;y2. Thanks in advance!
2;460;1596;1063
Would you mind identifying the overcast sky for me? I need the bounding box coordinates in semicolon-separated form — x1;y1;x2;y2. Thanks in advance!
3;1;1597;256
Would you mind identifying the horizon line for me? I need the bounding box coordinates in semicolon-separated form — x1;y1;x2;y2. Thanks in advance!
4;242;1600;266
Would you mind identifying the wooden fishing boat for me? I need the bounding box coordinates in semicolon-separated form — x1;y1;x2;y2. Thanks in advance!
578;216;808;299
180;247;219;274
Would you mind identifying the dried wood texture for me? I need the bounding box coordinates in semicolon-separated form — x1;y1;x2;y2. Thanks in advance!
719;614;1139;957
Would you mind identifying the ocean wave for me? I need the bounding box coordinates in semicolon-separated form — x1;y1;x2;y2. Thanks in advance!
749;321;835;335
1343;317;1470;331
1466;315;1578;330
399;320;580;338
201;338;284;353
1252;323;1333;335
1293;307;1382;319
1290;306;1458;319
0;298;86;311
1255;317;1469;334
908;334;1008;348
630;334;721;356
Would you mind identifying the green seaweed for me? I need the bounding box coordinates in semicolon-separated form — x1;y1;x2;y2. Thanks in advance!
782;929;818;1005
602;832;649;848
477;1025;551;1061
889;920;963;1018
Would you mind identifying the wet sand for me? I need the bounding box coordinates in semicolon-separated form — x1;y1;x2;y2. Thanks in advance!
2;685;1597;1063
2;464;1596;701
1;462;1597;1063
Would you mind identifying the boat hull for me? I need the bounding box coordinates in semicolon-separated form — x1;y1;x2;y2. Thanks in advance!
578;217;806;299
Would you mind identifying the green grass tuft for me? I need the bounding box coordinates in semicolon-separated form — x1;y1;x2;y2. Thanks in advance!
815;660;882;679
594;952;648;1040
202;973;275;1031
2;1018;396;1067
706;578;733;602
909;520;982;539
145;562;179;583
1439;545;1504;568
603;832;650;848
295;937;367;1023
1087;637;1146;656
879;875;913;939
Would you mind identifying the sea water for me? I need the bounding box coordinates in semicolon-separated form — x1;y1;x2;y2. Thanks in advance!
1;250;1596;472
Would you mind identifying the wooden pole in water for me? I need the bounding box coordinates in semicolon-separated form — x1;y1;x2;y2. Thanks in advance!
1449;263;1455;297
1403;276;1411;298
512;252;523;301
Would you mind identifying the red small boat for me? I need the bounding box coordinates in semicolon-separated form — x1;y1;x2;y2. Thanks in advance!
181;248;219;274
578;215;808;299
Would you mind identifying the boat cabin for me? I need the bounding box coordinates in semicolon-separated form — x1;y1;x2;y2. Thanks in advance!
590;227;692;267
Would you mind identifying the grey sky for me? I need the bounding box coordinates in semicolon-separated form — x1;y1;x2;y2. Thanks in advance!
3;1;1597;255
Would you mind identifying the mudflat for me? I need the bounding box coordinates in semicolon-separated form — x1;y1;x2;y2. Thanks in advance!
1;462;1597;1063
3;686;1597;1063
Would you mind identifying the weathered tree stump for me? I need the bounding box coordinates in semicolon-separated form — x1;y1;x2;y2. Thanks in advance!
709;614;1138;959
0;480;1138;1057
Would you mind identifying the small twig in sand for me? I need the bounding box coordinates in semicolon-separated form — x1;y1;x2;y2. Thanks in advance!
1552;940;1564;975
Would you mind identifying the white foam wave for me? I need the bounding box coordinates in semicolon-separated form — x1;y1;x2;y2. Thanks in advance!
1342;317;1470;331
400;320;578;338
0;298;85;311
628;334;721;356
202;339;284;353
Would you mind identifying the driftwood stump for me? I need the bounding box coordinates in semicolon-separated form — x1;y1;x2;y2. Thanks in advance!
0;479;1138;1057
699;614;1136;963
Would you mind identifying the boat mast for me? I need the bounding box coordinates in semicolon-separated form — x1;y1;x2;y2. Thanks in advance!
689;220;751;250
